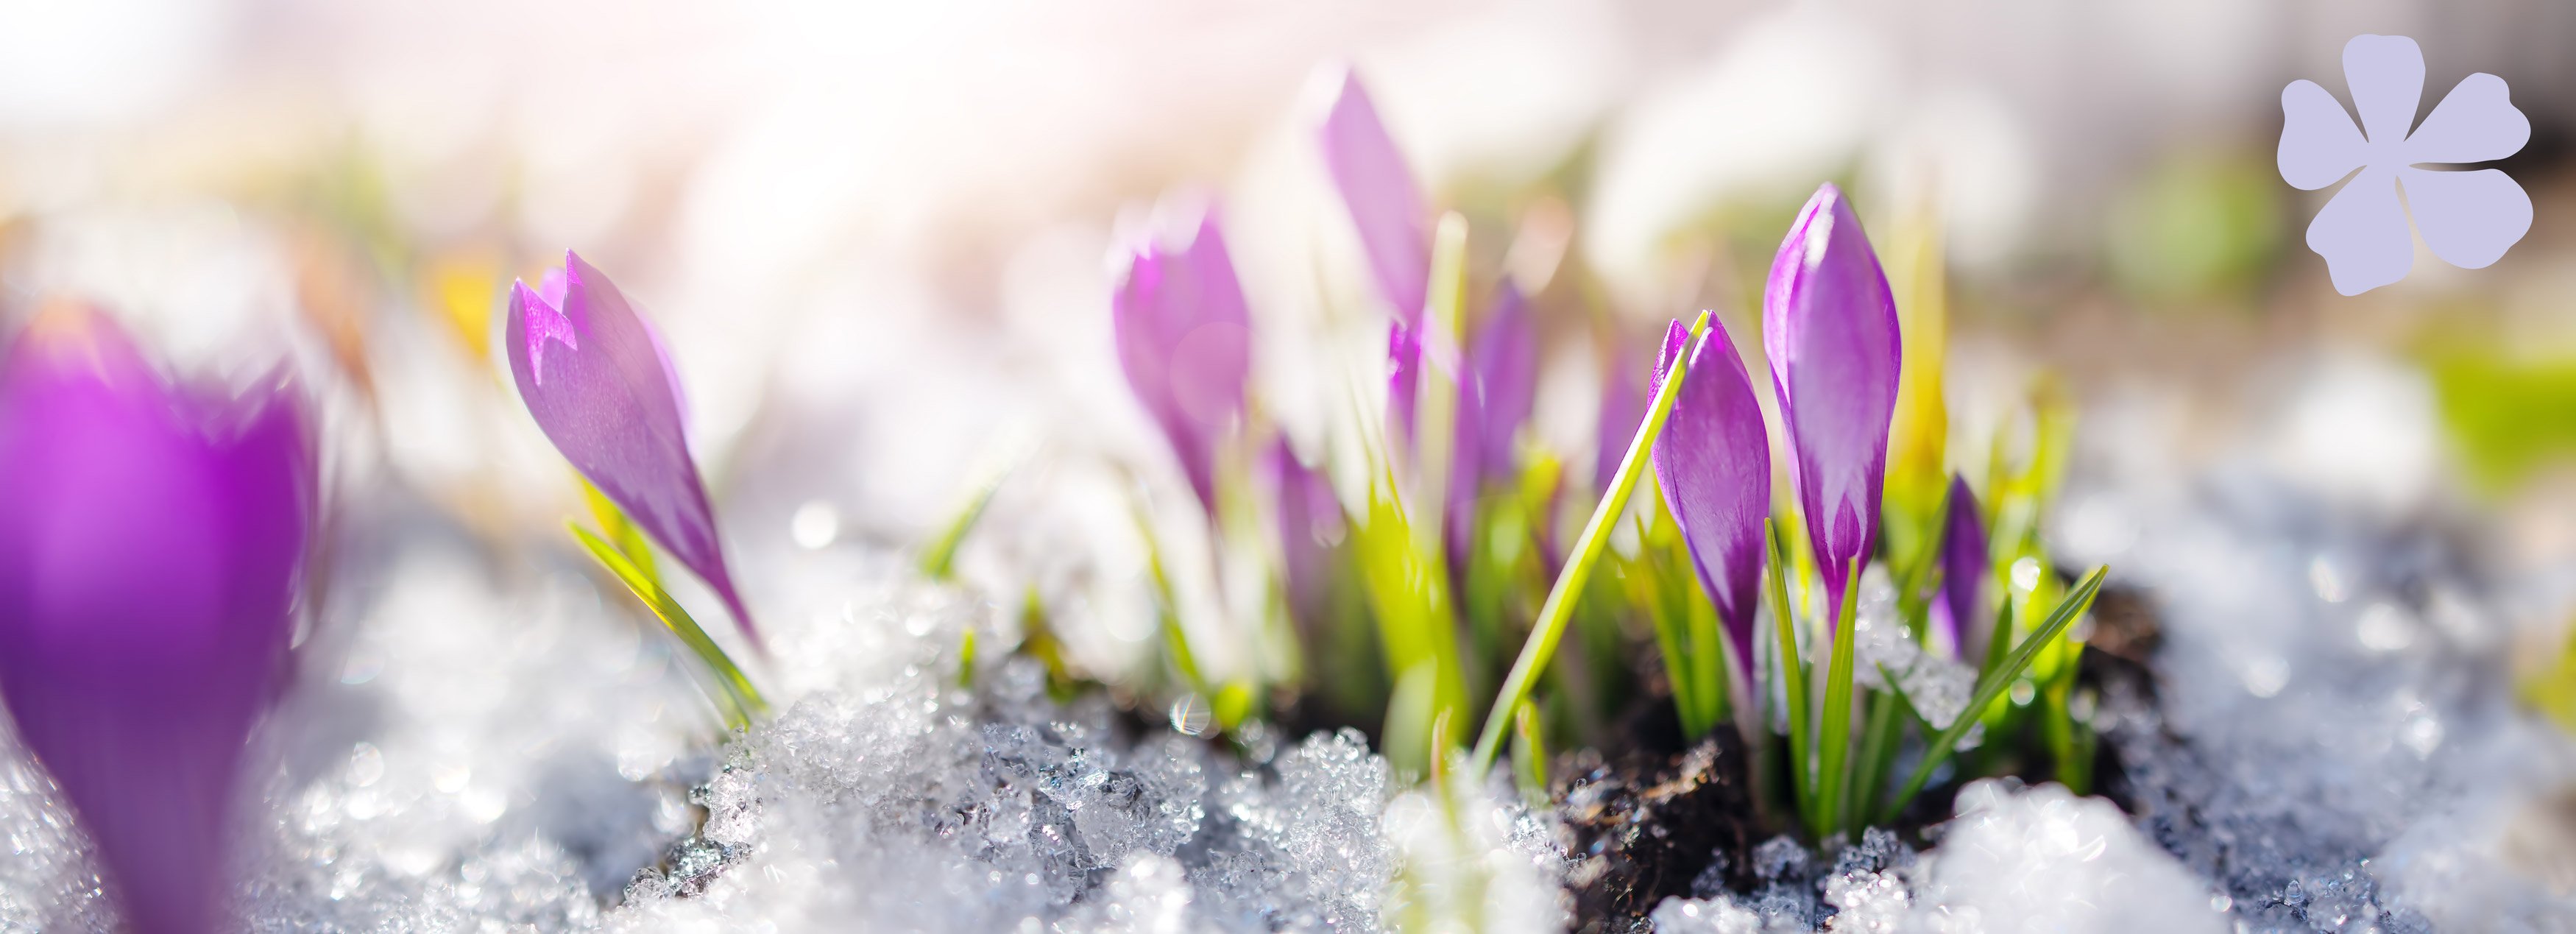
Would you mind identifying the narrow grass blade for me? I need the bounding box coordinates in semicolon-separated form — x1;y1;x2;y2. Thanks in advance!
572;524;766;729
582;480;658;583
1814;562;1862;839
958;629;977;689
1512;701;1549;807
921;466;1008;581
1848;688;1900;829
1764;518;1814;827
1468;311;1711;776
1883;565;2106;824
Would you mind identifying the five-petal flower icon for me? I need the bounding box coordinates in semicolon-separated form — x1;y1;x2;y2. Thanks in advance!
2281;34;2533;296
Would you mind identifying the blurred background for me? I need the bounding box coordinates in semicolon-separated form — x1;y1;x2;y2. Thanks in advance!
6;0;2576;677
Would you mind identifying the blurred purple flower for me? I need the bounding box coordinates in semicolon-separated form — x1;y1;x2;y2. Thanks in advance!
1445;286;1537;570
1113;212;1253;512
1319;68;1432;442
0;310;313;934
1320;68;1430;326
1595;342;1646;495
1932;474;1989;661
507;252;759;645
1266;438;1343;625
1649;317;1771;680
1387;323;1421;441
1764;184;1901;623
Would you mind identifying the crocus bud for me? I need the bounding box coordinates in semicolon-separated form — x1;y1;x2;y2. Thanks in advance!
1934;474;1989;661
1444;285;1537;570
1595;342;1646;495
1112;212;1253;512
1266;437;1343;626
1649;317;1771;680
506;252;759;643
1764;184;1902;621
1320;67;1430;326
0;310;313;934
1319;68;1434;442
1466;284;1538;476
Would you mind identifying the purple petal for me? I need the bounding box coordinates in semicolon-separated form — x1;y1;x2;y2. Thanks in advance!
1595;342;1646;495
1320;68;1432;325
2402;72;2528;165
0;311;311;934
507;252;759;644
1933;475;1988;661
1443;286;1538;572
1266;438;1342;626
1765;184;1901;623
1468;284;1538;476
2306;168;2413;297
1387;322;1420;442
2278;79;2367;191
1113;213;1252;512
2343;34;2424;147
1649;318;1772;681
2400;167;2531;269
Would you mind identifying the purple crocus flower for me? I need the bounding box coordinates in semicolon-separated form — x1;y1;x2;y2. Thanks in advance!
1266;437;1343;626
506;252;759;645
1467;284;1538;475
1444;285;1538;570
1595;342;1646;495
1113;211;1253;512
1763;183;1902;623
1649;317;1771;679
1319;68;1433;439
1320;68;1430;326
0;310;312;934
1933;474;1989;661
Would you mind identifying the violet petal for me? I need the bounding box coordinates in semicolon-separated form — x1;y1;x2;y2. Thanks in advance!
1764;183;1902;623
1113;213;1253;512
0;311;312;934
507;252;759;643
1320;68;1432;325
1649;317;1772;681
1934;475;1989;661
1595;341;1647;495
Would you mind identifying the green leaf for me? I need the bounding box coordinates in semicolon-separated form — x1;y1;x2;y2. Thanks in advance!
921;466;1008;582
1883;565;2107;825
1511;701;1549;808
1814;562;1862;840
1468;311;1711;776
571;524;766;730
1765;518;1816;829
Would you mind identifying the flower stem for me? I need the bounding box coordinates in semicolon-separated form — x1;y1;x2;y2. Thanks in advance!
1814;562;1862;840
1468;311;1710;776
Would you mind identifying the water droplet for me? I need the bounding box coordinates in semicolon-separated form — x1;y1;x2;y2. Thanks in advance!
2009;679;2037;707
1169;694;1211;736
2309;556;2348;603
347;743;384;788
2356;602;2414;653
2010;556;2043;592
791;500;841;550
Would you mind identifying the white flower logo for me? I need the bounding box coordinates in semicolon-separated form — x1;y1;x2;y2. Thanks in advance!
2280;34;2532;296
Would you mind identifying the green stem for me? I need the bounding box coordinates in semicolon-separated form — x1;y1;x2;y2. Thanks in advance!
1468;311;1711;776
1850;687;1900;829
1883;565;2106;824
571;525;767;729
1814;562;1863;841
1764;519;1814;829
